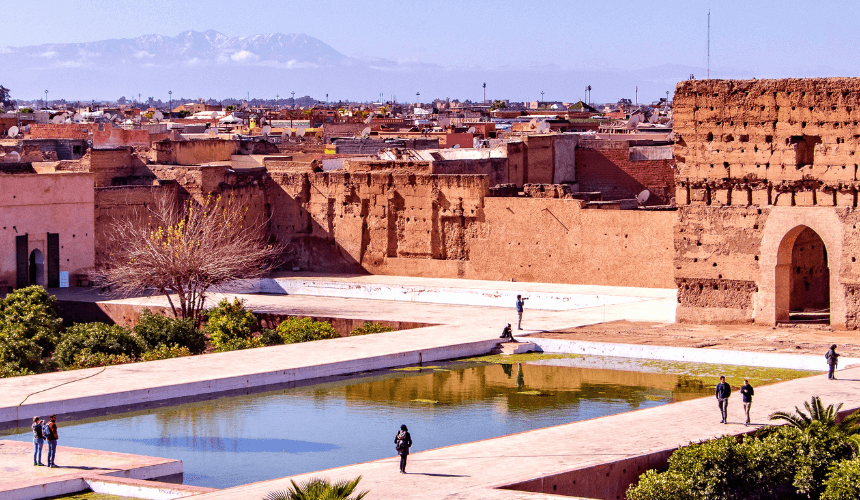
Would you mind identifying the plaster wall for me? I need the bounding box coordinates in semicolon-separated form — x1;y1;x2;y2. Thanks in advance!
0;173;94;287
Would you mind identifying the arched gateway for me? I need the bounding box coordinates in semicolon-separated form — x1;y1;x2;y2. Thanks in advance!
774;226;830;324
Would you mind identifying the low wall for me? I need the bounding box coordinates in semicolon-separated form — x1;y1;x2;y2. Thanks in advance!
525;337;857;371
501;448;674;500
55;299;433;336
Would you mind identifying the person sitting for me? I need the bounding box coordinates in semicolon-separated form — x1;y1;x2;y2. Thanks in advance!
500;323;516;342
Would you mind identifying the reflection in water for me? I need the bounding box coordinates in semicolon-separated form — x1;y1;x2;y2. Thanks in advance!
3;361;714;489
132;437;337;453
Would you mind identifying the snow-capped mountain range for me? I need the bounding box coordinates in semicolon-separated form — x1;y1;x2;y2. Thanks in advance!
0;30;706;102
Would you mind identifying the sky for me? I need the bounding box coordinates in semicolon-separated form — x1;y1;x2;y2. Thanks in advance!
2;0;858;102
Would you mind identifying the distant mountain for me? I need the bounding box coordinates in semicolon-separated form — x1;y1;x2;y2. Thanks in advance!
0;30;349;69
0;30;724;103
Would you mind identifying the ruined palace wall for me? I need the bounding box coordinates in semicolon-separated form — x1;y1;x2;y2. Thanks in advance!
673;78;860;328
265;169;675;288
467;198;676;288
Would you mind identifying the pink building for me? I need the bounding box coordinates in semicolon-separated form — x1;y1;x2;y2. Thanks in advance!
0;171;94;290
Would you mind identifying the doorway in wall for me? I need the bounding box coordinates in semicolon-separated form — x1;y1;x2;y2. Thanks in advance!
775;226;830;324
29;249;45;287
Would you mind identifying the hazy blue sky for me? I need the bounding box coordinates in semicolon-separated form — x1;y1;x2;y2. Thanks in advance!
2;0;856;76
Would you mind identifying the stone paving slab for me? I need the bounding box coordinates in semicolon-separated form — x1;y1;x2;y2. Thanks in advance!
0;439;182;499
192;366;860;500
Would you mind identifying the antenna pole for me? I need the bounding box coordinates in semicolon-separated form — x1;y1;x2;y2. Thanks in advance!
707;10;710;79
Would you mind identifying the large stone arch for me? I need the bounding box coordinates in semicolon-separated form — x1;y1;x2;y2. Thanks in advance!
756;207;846;328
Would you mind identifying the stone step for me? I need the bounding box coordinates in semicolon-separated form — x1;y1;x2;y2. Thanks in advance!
498;342;537;355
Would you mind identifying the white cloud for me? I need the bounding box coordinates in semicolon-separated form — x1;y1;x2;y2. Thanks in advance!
40;50;57;58
0;47;11;54
133;50;155;59
231;50;259;62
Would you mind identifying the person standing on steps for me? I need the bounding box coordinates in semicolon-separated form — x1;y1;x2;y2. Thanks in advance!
826;344;840;380
45;415;58;468
395;424;412;474
515;295;528;330
715;376;731;424
32;416;45;466
740;379;754;426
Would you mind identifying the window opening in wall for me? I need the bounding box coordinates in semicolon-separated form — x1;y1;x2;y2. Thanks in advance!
707;132;714;142
791;135;820;168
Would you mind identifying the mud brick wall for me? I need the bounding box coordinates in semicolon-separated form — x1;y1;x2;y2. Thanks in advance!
673;78;860;328
576;140;675;205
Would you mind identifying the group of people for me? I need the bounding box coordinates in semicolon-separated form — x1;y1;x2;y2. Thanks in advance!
715;345;843;425
714;377;755;425
31;415;59;467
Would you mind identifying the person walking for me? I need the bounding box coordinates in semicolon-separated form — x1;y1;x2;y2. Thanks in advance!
715;376;731;424
394;424;412;474
515;295;528;330
32;417;45;466
826;344;840;380
45;415;58;468
740;379;754;426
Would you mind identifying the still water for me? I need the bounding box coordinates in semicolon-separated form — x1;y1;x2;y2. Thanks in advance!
5;359;713;488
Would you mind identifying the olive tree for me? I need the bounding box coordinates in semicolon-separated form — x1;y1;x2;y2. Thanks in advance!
98;192;282;324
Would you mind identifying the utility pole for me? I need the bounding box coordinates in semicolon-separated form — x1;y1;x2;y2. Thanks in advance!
483;82;486;103
416;92;420;105
168;91;172;115
291;91;295;108
540;91;544;106
44;89;48;110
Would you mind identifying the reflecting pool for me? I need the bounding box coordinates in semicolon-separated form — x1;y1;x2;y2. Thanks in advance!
2;356;794;488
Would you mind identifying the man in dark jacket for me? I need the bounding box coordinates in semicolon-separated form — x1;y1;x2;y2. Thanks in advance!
826;345;840;380
740;379;754;426
46;415;58;468
395;424;412;474
715;376;731;424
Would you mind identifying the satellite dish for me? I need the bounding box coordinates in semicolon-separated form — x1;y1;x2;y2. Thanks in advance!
153;111;164;121
452;144;460;149
467;126;476;134
364;116;372;124
529;119;538;128
8;126;19;137
537;121;550;133
73;113;82;122
281;131;289;141
361;126;371;138
52;115;64;124
211;112;218;120
207;128;217;138
8;151;20;161
637;190;651;205
297;127;306;137
261;125;271;136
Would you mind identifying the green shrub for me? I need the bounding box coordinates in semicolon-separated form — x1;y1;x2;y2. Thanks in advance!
133;309;205;354
67;351;132;370
0;285;63;357
214;336;264;352
0;361;35;378
822;457;860;500
140;344;193;362
0;328;42;375
277;317;338;344
349;322;394;336
205;298;258;352
260;328;283;346
627;424;853;500
55;323;144;368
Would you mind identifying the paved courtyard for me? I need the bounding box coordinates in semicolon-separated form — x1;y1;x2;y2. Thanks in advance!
0;275;855;499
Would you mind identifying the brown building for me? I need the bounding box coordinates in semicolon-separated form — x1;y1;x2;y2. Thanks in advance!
673;77;860;329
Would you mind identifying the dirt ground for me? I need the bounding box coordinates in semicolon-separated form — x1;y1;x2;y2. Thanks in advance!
535;321;860;358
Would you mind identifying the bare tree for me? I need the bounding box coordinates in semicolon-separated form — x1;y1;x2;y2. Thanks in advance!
98;191;283;324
